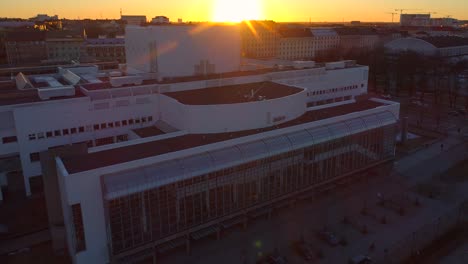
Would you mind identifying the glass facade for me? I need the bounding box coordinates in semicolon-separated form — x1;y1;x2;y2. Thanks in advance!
103;121;396;256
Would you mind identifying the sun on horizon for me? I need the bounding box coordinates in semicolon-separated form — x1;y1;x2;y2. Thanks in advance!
212;0;264;22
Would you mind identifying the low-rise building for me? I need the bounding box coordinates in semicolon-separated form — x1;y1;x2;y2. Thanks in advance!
335;27;380;53
310;28;340;57
45;31;85;64
5;31;47;65
240;20;279;59
151;16;170;24
85;37;125;63
277;28;314;60
121;15;147;26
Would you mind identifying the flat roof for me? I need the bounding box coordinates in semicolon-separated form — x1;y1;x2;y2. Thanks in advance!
420;36;468;48
132;126;166;138
0;80;85;106
62;99;385;174
164;82;303;105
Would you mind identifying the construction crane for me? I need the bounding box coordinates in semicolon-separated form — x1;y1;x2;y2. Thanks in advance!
395;8;421;15
386;12;398;23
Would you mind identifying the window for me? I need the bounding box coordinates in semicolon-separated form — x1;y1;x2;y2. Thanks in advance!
128;119;134;125
63;129;69;135
115;121;121;127
108;122;114;128
79;126;85;133
37;132;45;139
93;124;100;131
122;120;128;126
135;118;141;124
116;134;128;142
100;123;107;129
54;130;61;137
30;152;40;162
141;117;147;123
86;125;92;132
46;131;53;138
95;136;114;146
2;136;17;144
71;128;77;134
28;134;36;141
71;204;86;252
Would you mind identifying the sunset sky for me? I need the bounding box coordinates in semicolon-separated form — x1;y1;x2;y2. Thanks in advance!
0;0;466;22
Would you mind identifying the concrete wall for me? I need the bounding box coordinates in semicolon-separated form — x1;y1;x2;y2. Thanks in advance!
276;66;368;103
56;158;109;264
159;88;306;134
125;25;241;78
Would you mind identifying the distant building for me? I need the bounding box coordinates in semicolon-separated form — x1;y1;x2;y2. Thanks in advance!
335;27;380;53
310;28;340;56
45;31;85;63
385;36;468;58
121;15;147;26
430;17;459;28
277;28;314;60
29;14;59;22
0;31;8;65
125;24;241;78
240;20;279;59
5;31;47;65
400;14;431;27
85;38;125;63
151;16;170;24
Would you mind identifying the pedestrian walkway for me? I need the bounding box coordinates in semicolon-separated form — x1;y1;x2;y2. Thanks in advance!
395;136;467;184
0;230;50;255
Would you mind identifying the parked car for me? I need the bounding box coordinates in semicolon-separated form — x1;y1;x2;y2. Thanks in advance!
349;255;372;264
316;230;339;246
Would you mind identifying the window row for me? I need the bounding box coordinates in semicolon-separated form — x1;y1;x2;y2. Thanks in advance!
308;84;360;96
27;116;153;141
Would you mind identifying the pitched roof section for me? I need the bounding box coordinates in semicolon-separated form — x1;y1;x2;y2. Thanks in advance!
420;36;468;48
278;28;313;38
5;31;46;42
334;27;377;36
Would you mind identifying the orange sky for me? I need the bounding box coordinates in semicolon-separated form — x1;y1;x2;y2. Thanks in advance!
0;0;466;22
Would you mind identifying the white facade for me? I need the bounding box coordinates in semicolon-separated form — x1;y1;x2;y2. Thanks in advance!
125;25;241;78
55;95;399;264
0;63;370;196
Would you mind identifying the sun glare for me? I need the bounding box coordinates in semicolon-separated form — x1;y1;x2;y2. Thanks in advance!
212;0;263;22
